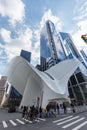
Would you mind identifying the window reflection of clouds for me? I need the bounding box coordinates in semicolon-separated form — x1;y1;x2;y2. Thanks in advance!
53;33;66;61
48;21;66;61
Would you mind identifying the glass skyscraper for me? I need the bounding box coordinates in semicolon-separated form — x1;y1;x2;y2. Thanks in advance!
20;50;31;63
80;49;87;65
59;32;81;59
40;20;66;71
60;32;87;69
59;32;87;104
40;20;87;104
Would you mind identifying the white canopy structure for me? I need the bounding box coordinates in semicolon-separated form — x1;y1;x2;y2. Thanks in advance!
4;56;80;108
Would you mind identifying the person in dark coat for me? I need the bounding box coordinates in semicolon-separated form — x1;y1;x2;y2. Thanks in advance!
22;106;27;118
29;105;35;121
57;103;60;114
39;106;42;118
71;102;75;113
34;106;39;118
63;102;67;114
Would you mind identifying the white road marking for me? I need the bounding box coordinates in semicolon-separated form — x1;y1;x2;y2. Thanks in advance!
38;118;46;121
23;118;33;123
53;115;73;123
62;117;85;128
2;121;8;128
35;119;40;122
72;121;87;130
16;119;25;124
57;116;79;125
9;120;17;126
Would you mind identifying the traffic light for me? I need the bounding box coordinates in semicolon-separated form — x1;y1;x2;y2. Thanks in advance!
81;34;87;43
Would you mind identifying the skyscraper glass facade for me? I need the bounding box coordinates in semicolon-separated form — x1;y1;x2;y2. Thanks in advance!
40;20;66;71
80;49;87;67
59;32;81;59
20;50;31;63
59;32;87;69
40;20;87;104
59;32;87;104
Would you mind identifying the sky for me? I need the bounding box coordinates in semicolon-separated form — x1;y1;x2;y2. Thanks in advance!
0;0;87;77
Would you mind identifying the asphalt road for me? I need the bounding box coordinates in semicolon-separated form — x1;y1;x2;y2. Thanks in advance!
0;108;87;130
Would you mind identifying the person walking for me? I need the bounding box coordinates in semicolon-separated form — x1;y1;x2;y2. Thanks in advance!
22;106;27;118
57;103;60;114
39;106;43;118
63;102;67;114
71;102;75;113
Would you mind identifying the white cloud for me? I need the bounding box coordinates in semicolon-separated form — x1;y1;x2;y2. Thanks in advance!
74;0;87;20
0;0;25;26
31;29;40;65
0;62;8;76
77;20;87;33
72;20;87;48
0;27;33;62
0;43;4;49
0;26;40;66
0;28;11;42
0;9;63;68
78;1;87;19
72;0;87;53
40;9;63;31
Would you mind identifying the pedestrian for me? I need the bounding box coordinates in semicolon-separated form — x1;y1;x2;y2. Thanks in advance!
29;105;35;122
22;106;27;118
34;106;39;119
46;104;50;118
71;102;75;113
39;106;42;118
57;103;60;114
63;102;67;114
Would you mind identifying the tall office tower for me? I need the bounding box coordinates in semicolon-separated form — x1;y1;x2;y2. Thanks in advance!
59;32;81;60
59;32;87;69
20;50;31;63
80;49;87;63
80;49;87;69
40;20;87;104
40;20;66;71
59;32;87;104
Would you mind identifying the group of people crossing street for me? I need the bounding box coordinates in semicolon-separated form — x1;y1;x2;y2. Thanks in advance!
21;101;76;123
21;102;68;120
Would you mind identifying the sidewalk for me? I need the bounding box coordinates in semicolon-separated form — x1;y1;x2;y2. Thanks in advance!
56;105;87;116
74;105;87;114
66;105;87;115
0;105;87;122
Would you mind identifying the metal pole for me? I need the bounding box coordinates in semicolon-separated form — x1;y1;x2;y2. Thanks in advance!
74;73;86;104
69;79;78;103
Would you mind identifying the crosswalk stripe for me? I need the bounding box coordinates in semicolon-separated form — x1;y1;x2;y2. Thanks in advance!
38;118;46;121
35;119;40;122
62;117;85;128
23;118;33;123
72;121;87;130
2;121;8;128
16;119;25;124
57;116;79;125
53;115;73;123
9;120;17;126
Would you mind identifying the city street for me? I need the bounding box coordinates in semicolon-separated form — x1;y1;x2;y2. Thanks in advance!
0;0;87;130
0;108;87;130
